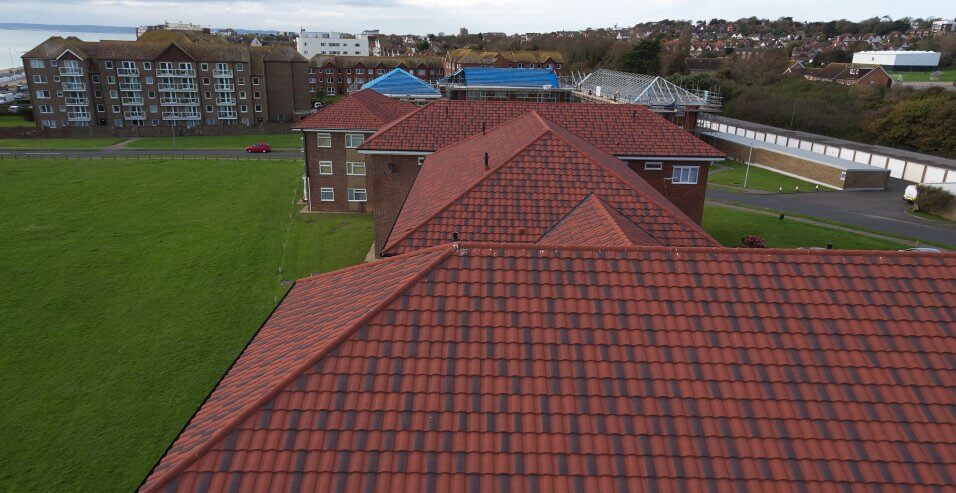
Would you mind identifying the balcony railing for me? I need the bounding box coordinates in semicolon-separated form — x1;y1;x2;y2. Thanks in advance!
218;111;238;119
58;66;83;76
119;82;142;91
117;68;140;76
162;111;201;120
121;97;144;105
65;97;89;106
160;97;200;106
67;112;91;121
124;111;146;120
62;82;86;91
156;68;196;77
213;70;234;78
158;83;198;92
214;84;235;92
216;98;236;106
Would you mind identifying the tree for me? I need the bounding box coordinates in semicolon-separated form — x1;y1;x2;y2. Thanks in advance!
865;92;956;158
416;39;430;52
620;37;662;75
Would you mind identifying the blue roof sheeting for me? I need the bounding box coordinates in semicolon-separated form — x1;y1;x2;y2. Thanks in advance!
362;68;441;98
457;67;560;88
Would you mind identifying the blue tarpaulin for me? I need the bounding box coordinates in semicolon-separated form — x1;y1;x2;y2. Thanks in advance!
454;67;559;87
362;68;441;98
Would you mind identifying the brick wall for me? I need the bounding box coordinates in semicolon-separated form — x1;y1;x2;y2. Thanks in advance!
303;130;372;212
366;153;423;254
625;160;709;224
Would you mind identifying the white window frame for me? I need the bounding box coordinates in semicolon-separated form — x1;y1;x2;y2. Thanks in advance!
318;161;333;175
347;188;367;202
344;134;364;148
29;59;45;69
316;133;331;147
644;161;663;171
418;156;425;166
672;166;699;185
33;75;47;83
346;162;366;176
319;187;334;201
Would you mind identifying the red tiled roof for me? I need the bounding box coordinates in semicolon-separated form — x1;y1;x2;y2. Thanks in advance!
382;112;716;255
292;89;417;131
538;194;661;247
360;99;724;158
143;244;956;492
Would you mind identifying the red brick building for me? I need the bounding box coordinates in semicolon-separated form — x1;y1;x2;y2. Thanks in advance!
356;100;724;253
141;242;956;493
444;49;564;75
308;55;444;98
382;111;717;256
292;90;416;212
787;62;893;89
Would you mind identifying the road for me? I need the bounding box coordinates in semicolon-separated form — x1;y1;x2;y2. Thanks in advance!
0;149;302;159
707;179;956;247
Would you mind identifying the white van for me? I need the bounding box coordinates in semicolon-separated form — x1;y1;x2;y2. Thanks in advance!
903;185;918;203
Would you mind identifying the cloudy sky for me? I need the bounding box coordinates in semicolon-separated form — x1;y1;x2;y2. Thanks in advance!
6;0;953;34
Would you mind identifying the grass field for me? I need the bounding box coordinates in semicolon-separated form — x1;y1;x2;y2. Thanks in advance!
0;158;371;491
0;137;126;149
708;160;824;193
0;115;32;127
887;67;956;83
127;133;302;150
702;204;908;250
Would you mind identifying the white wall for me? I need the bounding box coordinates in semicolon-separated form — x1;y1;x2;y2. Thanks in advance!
852;51;941;67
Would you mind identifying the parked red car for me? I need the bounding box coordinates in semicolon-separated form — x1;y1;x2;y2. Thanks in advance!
245;143;271;153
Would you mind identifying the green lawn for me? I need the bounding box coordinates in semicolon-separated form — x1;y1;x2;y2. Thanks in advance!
887;67;956;83
127;133;302;150
0;158;371;491
0;137;126;149
702;204;908;250
0;115;33;127
708;160;824;193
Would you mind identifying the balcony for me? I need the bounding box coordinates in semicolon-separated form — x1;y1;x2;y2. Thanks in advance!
58;66;83;76
162;111;201;120
160;97;200;106
67;111;91;121
156;68;196;77
62;82;86;91
121;96;144;105
117;67;140;76
218;111;238;119
119;82;142;91
65;97;89;106
158;83;198;92
213;69;234;78
216;98;236;106
214;84;235;92
124;111;146;120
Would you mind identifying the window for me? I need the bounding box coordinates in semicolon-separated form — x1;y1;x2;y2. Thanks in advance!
109;90;118;99
325;68;334;74
345;134;364;148
111;105;120;112
91;74;100;83
644;162;663;171
326;87;335;96
318;161;333;175
203;77;210;85
35;90;51;99
672;166;699;185
94;90;103;98
253;91;261;99
143;61;152;70
38;104;53;113
240;105;248;112
205;105;213;112
204;91;212;99
252;76;260;85
238;92;246;99
254;105;262;113
33;75;47;83
237;78;245;86
316;133;331;147
418;156;425;166
104;61;113;69
319;187;334;201
96;104;105;112
347;188;367;202
107;76;116;84
236;63;244;71
144;76;153;84
347;162;366;175
29;59;45;68
356;68;364;74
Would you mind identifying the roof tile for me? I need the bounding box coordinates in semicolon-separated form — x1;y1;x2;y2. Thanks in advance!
293;89;417;131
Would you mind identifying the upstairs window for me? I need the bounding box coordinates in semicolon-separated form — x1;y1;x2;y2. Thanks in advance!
347;162;366;176
318;161;333;175
644;162;663;171
345;134;364;148
316;133;331;147
672;166;699;185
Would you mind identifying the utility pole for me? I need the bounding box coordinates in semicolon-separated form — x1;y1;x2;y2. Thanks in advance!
171;122;177;149
789;102;797;130
744;144;754;188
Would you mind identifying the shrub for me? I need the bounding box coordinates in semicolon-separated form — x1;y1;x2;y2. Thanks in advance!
914;186;954;214
740;235;767;248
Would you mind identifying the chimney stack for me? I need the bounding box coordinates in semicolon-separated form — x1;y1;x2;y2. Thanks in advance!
484;152;489;169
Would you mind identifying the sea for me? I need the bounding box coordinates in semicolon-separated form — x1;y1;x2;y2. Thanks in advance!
0;28;137;70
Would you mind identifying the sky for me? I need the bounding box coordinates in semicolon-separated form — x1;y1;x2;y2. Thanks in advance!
4;0;954;34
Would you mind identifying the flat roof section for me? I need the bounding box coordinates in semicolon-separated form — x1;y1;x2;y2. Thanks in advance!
702;131;889;172
707;115;956;172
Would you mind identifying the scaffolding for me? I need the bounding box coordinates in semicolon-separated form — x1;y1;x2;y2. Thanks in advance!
572;69;721;112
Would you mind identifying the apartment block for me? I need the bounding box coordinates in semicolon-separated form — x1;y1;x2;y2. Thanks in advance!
22;31;311;129
307;55;444;97
296;30;369;58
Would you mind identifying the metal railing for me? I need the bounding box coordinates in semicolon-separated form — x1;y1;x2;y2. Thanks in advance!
158;83;198;91
122;97;144;105
67;112;91;121
117;68;140;76
161;111;201;120
214;84;235;92
123;111;146;120
213;70;234;78
62;82;86;91
217;111;238;119
216;98;236;106
156;68;196;77
65;97;89;105
160;97;200;106
119;82;142;91
58;66;83;76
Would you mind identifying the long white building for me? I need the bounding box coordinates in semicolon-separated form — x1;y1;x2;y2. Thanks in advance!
296;30;369;58
851;51;941;71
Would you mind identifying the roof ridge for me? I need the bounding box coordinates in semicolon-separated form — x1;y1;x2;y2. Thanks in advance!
382;116;552;253
142;246;454;493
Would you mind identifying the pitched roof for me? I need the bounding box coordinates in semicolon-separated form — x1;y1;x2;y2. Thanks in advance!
444;67;561;88
362;68;441;99
310;55;444;69
293;89;417;131
142;243;956;492
537;194;662;247
383;112;716;254
446;48;564;64
360;99;724;158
